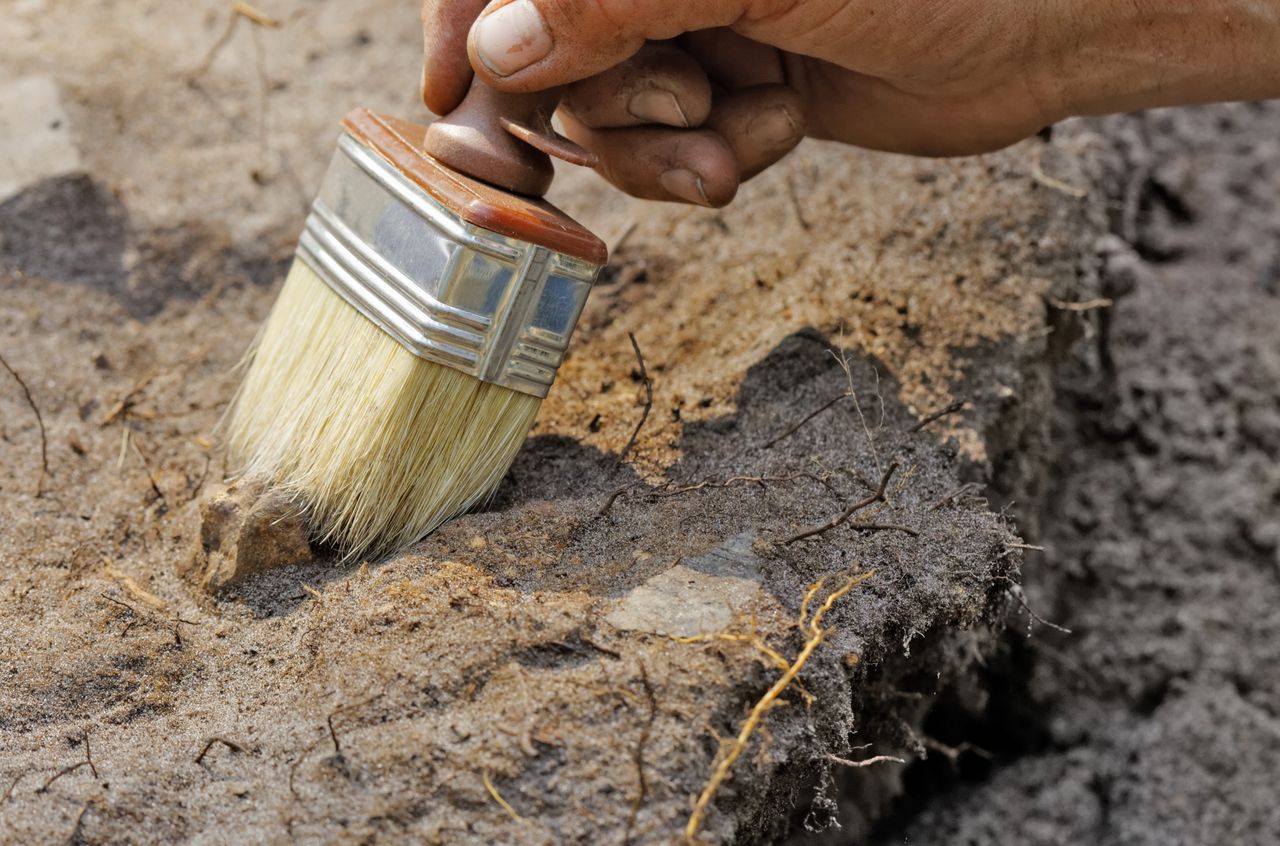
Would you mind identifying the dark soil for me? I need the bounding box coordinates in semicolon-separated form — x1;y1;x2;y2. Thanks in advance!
873;103;1280;846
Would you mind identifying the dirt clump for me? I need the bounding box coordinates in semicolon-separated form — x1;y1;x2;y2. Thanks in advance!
184;481;315;591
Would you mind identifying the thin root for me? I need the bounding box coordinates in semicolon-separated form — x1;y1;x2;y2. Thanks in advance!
782;462;899;545
612;332;653;472
0;351;49;496
685;570;875;841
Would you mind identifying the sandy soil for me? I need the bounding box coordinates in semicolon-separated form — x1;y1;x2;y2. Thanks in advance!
12;1;1270;845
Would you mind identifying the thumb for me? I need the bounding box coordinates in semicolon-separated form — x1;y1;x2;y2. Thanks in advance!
466;0;753;90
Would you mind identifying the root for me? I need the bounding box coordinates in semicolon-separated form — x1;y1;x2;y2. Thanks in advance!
827;752;905;768
684;570;875;841
782;462;899;545
908;398;967;434
763;394;847;449
624;662;658;844
0;351;49;496
37;730;98;793
612;332;653;472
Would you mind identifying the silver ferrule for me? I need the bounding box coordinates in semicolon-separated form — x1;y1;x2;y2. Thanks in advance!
295;132;601;398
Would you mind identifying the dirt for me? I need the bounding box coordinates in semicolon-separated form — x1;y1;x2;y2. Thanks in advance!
3;1;1274;845
873;104;1280;845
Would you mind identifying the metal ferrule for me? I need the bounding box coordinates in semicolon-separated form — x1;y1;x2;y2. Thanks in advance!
295;132;601;398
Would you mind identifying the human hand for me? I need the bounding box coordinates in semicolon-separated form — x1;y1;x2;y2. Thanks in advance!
422;0;1280;207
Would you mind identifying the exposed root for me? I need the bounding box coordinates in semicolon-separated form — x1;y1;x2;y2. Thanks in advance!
830;343;882;476
782;462;899;545
850;522;920;537
648;472;836;500
923;736;993;767
927;481;980;512
908;398;967;434
676;615;814;705
624;661;658;845
1009;584;1073;635
827;752;906;768
684;570;876;841
37;730;98;793
188;1;281;82
597;483;638;516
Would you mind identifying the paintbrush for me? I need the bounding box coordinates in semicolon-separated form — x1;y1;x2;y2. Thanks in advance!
227;81;606;558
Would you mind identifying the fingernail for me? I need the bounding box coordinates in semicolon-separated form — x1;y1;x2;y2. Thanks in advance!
474;0;552;77
748;106;799;149
659;168;710;206
628;89;689;128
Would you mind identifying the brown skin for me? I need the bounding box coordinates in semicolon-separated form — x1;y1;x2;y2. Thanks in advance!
422;0;1280;207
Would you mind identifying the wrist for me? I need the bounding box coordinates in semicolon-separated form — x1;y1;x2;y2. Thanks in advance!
1034;0;1280;119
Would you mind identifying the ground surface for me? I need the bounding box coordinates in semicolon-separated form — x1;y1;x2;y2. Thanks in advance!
876;104;1280;846
1;2;1275;845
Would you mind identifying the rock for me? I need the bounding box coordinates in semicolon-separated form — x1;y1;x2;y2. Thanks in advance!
0;76;82;201
183;480;314;591
605;533;764;638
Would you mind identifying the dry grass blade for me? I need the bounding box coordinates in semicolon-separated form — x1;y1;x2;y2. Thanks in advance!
1031;147;1088;198
102;561;169;612
1048;296;1114;312
482;770;527;824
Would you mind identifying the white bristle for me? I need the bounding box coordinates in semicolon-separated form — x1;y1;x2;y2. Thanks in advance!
227;259;541;558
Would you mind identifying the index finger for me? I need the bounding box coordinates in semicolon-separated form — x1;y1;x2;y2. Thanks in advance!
421;0;491;115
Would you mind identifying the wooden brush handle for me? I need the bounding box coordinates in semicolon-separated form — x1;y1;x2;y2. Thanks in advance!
423;78;596;197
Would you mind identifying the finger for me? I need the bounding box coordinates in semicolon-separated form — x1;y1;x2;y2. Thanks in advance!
704;84;806;180
559;111;738;207
678;28;785;91
466;0;751;91
562;42;712;130
421;0;490;115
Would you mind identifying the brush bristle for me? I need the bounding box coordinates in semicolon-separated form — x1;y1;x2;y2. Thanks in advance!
227;259;542;558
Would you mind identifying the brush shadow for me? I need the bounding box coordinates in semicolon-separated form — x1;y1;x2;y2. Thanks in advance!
439;327;951;599
226;556;348;618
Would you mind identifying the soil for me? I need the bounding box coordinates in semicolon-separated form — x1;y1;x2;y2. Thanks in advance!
873;104;1280;845
2;1;1276;844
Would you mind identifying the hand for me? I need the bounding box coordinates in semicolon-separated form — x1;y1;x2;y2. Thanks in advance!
422;0;1280;207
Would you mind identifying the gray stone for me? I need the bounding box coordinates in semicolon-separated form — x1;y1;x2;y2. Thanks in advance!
605;533;764;638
